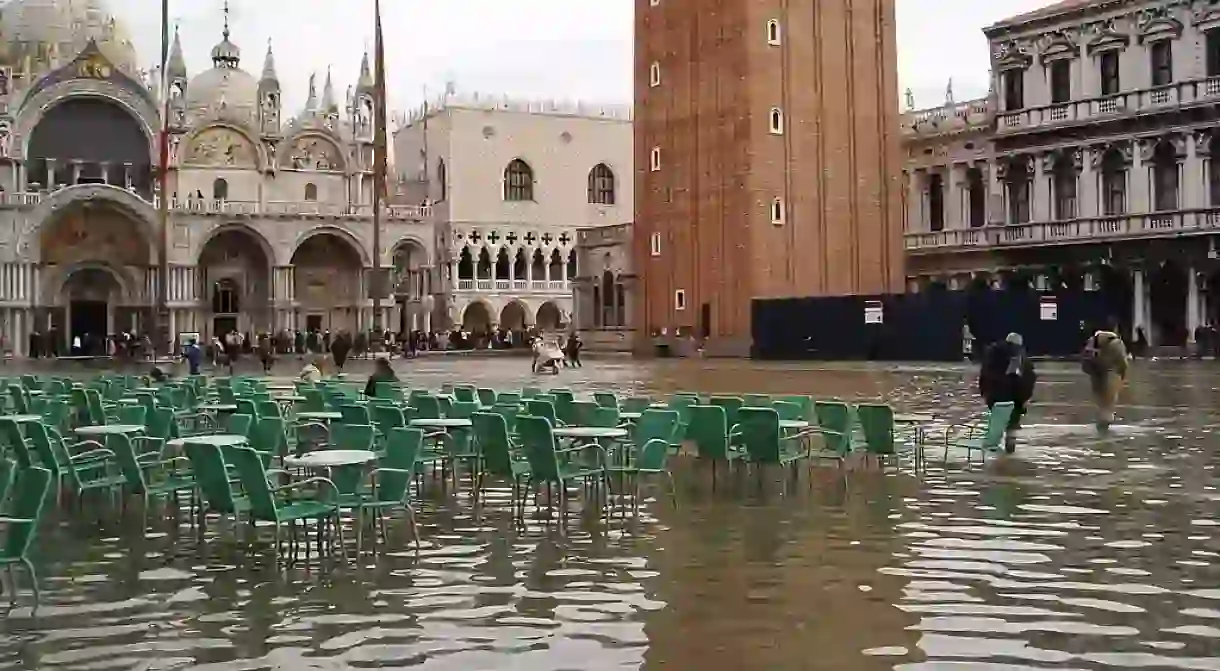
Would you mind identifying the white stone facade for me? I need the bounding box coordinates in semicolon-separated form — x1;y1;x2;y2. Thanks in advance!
393;93;633;334
901;0;1220;347
0;0;433;354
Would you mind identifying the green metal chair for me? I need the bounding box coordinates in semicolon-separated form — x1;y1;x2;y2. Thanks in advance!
737;407;818;471
0;466;52;604
518;415;609;519
229;445;346;564
686;404;746;483
606;437;676;515
471;412;530;513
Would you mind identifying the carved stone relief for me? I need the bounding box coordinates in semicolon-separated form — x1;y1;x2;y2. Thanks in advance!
282;136;340;171
184;127;257;168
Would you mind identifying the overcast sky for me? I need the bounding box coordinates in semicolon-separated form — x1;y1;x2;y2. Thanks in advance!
105;0;1057;117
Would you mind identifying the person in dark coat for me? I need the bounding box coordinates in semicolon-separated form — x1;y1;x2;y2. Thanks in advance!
364;356;398;397
978;332;1037;454
183;338;203;376
331;331;352;371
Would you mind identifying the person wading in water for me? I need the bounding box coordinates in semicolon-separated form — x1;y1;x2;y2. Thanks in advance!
1081;318;1129;430
978;332;1037;453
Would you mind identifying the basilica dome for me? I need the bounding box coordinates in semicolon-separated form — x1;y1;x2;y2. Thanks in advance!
0;0;138;73
185;30;257;125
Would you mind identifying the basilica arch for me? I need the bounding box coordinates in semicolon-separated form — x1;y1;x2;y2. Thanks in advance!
198;225;274;339
291;231;365;334
24;95;155;196
37;198;155;347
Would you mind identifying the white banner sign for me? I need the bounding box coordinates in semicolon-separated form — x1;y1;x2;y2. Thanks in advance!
1039;298;1058;321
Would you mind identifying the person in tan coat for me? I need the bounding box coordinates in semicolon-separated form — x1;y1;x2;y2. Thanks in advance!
1081;318;1129;429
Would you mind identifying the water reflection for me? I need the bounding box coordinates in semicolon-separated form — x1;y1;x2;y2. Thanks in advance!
0;358;1218;669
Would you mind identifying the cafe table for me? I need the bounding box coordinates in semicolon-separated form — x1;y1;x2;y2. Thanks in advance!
284;449;376;496
75;424;144;437
298;411;342;422
1;415;44;424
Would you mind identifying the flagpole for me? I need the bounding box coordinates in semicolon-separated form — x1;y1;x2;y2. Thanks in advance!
154;0;171;357
371;0;386;350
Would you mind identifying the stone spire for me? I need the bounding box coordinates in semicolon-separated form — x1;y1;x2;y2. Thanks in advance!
260;38;278;85
356;50;374;96
167;25;187;80
304;71;317;112
322;67;336;113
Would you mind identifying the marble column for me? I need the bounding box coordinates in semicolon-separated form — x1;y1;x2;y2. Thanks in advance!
1188;266;1201;343
46;159;56;190
1185;135;1204;210
1132;268;1148;338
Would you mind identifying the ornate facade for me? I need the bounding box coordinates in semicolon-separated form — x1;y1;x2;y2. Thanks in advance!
0;0;431;354
393;93;632;335
904;0;1220;347
572;222;635;351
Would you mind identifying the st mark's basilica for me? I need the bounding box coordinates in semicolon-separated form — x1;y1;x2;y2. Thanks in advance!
0;0;433;356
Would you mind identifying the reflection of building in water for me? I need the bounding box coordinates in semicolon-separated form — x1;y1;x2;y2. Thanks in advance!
0;0;432;353
393;93;632;335
905;0;1220;350
571;222;634;351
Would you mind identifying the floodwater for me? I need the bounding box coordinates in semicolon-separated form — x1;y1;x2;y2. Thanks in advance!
3;356;1220;670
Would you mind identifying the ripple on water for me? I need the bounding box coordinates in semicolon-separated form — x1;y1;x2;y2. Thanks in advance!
4;359;1220;669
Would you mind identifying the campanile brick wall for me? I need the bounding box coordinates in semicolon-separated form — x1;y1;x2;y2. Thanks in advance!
633;0;905;353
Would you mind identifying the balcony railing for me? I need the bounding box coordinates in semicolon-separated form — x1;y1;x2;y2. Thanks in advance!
995;76;1220;134
905;210;1220;252
452;278;571;294
0;189;431;219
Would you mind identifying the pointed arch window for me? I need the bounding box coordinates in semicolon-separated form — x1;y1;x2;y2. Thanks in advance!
304;182;318;201
504;159;534;201
587;163;616;205
212;178;228;201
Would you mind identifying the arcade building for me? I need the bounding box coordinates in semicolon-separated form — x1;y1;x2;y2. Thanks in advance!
904;0;1220;350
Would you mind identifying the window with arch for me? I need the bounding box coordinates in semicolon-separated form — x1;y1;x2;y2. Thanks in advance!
769;107;784;135
587;163;616;205
503;159;534;201
649;61;661;87
1051;154;1078;220
304;182;318;201
1100;147;1127;216
1003;157;1031;225
966;166;986;227
1152;141;1180;211
767;19;781;45
437;158;447;202
928;172;944;231
212;178;228;201
770;197;785;225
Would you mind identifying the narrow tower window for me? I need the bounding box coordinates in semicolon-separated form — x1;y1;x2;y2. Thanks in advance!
771;197;785;224
650;146;661;171
769;107;784;135
767;19;781;45
649;62;661;87
650;232;662;257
